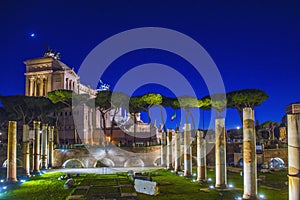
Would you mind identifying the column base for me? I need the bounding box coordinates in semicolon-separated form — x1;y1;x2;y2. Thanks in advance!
6;178;18;184
242;194;258;200
215;183;227;189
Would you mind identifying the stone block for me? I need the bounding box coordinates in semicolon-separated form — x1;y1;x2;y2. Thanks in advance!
134;179;159;196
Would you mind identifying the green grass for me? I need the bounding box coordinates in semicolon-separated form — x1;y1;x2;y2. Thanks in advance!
0;168;288;200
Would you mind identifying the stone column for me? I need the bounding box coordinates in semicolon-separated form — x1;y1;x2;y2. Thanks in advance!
215;118;227;188
7;121;17;183
197;130;207;181
287;114;300;200
48;126;54;168
33;121;41;173
174;129;181;172
22;124;30;176
243;108;257;199
184;123;192;177
39;78;44;96
167;129;173;169
33;79;37;96
29;78;34;96
41;124;48;169
161;131;167;167
30;141;34;173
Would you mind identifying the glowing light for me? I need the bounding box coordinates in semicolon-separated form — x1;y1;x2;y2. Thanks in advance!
30;33;35;37
235;197;242;200
259;194;265;199
191;179;197;182
236;126;240;130
193;173;197;176
20;179;26;183
207;178;212;181
0;179;4;183
228;184;234;188
170;170;174;173
2;186;7;190
209;185;214;189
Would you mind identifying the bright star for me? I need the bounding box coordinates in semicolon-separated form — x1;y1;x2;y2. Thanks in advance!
30;33;36;38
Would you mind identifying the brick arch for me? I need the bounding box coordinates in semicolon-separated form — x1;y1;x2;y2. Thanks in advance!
94;158;115;167
124;158;145;167
62;159;85;168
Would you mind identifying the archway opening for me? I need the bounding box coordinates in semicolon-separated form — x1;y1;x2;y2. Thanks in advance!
94;158;115;167
124;158;144;167
62;159;85;168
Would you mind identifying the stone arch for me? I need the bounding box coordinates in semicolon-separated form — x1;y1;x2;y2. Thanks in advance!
153;157;161;166
2;159;23;168
94;158;115;167
124;158;145;167
62;159;85;168
269;157;285;169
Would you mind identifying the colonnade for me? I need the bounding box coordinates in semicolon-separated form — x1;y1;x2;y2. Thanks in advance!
6;120;55;183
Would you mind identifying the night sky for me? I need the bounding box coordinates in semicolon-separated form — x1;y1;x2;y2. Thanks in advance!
0;1;299;129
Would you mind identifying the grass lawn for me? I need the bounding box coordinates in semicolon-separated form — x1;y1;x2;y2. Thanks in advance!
0;168;288;200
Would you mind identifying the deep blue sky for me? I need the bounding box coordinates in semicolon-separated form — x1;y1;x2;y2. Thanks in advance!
0;1;299;129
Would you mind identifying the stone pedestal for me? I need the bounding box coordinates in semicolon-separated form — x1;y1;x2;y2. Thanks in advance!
174;130;181;172
41;124;48;169
184;123;192;177
22;124;30;176
48;126;54;168
161;131;167;167
167;129;173;169
197;130;207;181
287;114;300;200
7;121;17;183
33;121;41;173
215;118;227;188
243;108;257;199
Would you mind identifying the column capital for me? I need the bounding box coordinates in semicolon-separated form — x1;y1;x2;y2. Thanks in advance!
33;121;41;128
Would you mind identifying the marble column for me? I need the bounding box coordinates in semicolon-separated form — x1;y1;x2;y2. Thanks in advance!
39;78;44;96
33;79;37;96
161;131;167;167
287;114;300;200
22;124;30;176
174;129;181;172
215;118;227;188
48;126;54;168
33;121;41;173
29;78;34;96
41;124;48;169
243;108;257;199
167;129;173;169
7;121;17;183
184;123;192;177
197;130;207;181
30;141;34;173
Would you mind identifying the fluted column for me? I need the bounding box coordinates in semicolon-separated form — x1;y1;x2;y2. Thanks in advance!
174;129;181;172
33;79;37;96
167;129;173;169
7;121;17;183
48;126;54;168
215;118;227;188
243;108;257;199
33;121;41;173
197;130;207;181
161;131;167;167
287;114;300;200
41;124;48;169
29;78;34;96
184;123;192;177
22;124;30;176
39;78;44;96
